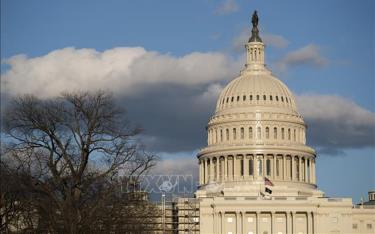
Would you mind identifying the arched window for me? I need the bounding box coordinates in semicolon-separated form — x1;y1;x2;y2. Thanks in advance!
276;96;279;101
281;96;284;102
281;128;285;140
226;129;229;141
249;158;254;175
256;95;260;100
220;129;223;142
233;128;237;140
249;127;253;139
250;95;253;101
226;97;229;103
286;97;289;103
266;159;271;176
307;159;310;182
274;127;277;139
257;127;261;139
258;157;263;176
288;128;291;140
240;127;244;139
263;95;266;100
231;97;234;102
270;95;273;101
265;127;270;139
243;95;246;101
237;96;240;101
293;129;296;142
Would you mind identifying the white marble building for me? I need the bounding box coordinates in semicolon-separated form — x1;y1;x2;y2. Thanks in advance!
195;11;375;234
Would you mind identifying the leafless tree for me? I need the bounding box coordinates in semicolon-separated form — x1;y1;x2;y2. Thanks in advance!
1;91;157;233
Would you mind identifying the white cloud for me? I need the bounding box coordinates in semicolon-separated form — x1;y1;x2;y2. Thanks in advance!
214;0;239;15
297;94;375;154
276;44;328;71
1;47;241;98
232;28;289;52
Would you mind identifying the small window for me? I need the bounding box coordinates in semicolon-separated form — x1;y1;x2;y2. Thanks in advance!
222;99;225;104
220;130;223;142
266;127;269;139
286;97;289;103
226;97;229;103
233;128;237;140
281;96;284;102
263;95;266;100
270;95;273;101
293;129;296;141
288;129;291;140
281;128;285;140
257;95;260;100
240;127;244;139
274;127;277;139
276;96;279;101
226;129;229;140
231;97;234;102
237;96;240;101
243;95;246;101
249;127;253;139
250;95;253;101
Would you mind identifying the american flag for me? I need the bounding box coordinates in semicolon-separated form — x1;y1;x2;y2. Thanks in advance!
264;177;274;186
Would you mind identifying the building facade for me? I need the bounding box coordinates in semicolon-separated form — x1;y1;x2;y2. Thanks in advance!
195;11;375;234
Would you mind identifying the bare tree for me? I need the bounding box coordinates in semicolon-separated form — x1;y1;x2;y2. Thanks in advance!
1;91;157;233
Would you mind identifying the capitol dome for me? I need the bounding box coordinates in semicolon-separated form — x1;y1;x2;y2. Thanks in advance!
197;11;318;196
215;72;298;115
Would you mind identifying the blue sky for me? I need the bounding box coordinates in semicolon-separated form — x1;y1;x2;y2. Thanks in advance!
1;0;374;202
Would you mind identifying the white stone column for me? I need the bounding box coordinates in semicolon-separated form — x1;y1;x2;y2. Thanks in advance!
292;212;296;234
307;212;312;234
291;156;295;181
256;212;260;234
298;156;302;181
199;160;202;185
233;155;238;181
305;158;308;182
224;156;228;181
210;157;214;182
203;158;207;184
271;212;275;234
286;212;290;234
244;156;249;179
273;155;276;179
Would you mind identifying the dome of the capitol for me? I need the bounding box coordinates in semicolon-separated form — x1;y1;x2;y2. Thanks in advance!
197;10;317;193
215;72;298;115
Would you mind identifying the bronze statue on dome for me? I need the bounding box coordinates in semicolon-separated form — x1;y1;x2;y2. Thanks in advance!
252;10;259;28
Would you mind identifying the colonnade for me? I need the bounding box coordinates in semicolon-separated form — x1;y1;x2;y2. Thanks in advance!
214;211;316;234
199;154;316;185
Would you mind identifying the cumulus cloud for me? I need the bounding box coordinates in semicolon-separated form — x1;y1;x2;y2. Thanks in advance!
214;0;239;15
297;95;375;155
276;44;328;71
1;47;241;98
1;46;373;157
232;28;289;52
